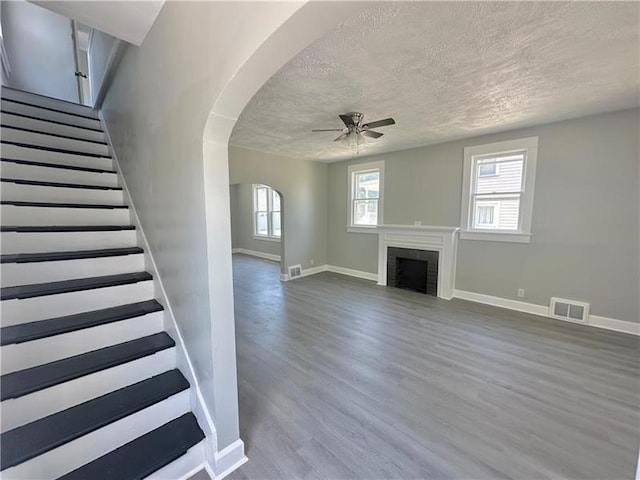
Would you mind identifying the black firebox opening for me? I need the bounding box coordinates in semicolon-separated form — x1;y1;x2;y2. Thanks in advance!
396;257;428;294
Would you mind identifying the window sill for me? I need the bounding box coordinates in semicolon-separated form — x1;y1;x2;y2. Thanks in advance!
346;225;379;234
460;230;532;243
253;235;281;243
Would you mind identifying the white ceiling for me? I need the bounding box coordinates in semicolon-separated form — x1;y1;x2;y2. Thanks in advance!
30;1;165;46
230;1;640;162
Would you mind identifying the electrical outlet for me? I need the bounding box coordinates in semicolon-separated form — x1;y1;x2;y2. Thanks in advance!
517;288;525;298
310;259;314;266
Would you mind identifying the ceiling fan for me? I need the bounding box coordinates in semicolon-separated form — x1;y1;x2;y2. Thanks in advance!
312;112;396;143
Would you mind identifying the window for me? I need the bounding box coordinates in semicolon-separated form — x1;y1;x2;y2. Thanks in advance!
253;185;281;240
460;137;538;243
348;161;384;230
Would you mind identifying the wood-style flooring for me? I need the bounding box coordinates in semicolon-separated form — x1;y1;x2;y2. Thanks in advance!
227;254;639;479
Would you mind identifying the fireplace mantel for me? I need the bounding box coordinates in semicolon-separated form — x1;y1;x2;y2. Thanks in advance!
377;225;460;299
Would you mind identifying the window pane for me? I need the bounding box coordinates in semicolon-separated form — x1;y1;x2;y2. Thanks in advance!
256;212;268;236
473;196;520;230
353;199;378;225
355;171;379;199
271;190;280;212
475;154;523;194
476;205;494;225
271;211;281;237
256;188;267;211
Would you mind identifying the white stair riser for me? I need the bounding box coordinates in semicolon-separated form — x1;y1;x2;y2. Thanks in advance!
0;144;114;171
1;206;130;226
1;254;145;286
2;128;110;157
1;183;124;204
1;280;154;326
1;101;102;130
0;348;176;433
3;391;190;479
1;112;105;143
1;230;137;254
1;88;99;118
1;312;164;374
1;162;118;187
147;442;205;480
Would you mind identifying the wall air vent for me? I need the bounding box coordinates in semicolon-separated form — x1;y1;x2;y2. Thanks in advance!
549;297;590;324
288;264;302;280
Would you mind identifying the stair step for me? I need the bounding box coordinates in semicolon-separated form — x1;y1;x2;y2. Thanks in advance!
60;413;204;480
0;300;162;345
1;247;142;264
1;111;104;134
1;158;115;174
1;98;98;121
1;100;102;131
0;271;152;300
0;332;175;401
1;140;110;159
0;144;114;171
1;178;121;190
1;87;99;119
0;201;127;210
1;161;118;187
1;225;135;232
2;127;110;157
2;125;108;145
0;370;188;471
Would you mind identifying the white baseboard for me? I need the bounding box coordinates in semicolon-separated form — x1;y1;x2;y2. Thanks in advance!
326;265;378;282
232;248;280;262
452;289;639;336
209;439;248;479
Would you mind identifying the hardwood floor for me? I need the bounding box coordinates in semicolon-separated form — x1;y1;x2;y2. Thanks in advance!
227;254;639;479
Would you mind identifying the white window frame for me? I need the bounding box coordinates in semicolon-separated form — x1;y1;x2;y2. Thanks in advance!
460;137;538;243
347;160;385;233
474;201;500;229
252;184;281;242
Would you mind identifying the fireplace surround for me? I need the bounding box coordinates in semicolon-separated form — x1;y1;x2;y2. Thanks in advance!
377;225;460;299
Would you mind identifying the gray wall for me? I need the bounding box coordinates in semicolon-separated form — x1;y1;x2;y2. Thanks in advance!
229;146;327;272
87;28;118;106
230;183;281;258
1;0;77;102
327;109;639;323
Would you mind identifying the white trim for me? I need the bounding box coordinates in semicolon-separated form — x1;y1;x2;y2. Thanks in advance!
232;248;280;262
348;160;385;228
101;114;216;471
452;289;639;336
326;265;378;282
252;235;280;243
460;136;538;243
211;439;248;479
346;225;378;234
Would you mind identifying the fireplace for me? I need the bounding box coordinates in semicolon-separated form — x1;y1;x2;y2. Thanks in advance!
387;247;438;295
377;225;459;299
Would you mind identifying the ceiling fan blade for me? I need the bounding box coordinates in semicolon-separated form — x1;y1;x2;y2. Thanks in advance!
333;132;349;142
339;114;356;128
361;130;383;139
312;129;344;132
363;118;395;129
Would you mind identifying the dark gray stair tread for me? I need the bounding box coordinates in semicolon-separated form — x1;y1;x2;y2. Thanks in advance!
0;332;175;401
1;201;127;209
1;247;142;264
2;125;108;145
2;98;99;120
1;158;113;173
0;271;152;300
1;300;162;345
1;225;135;232
0;111;104;132
59;413;204;480
0;370;189;470
1;141;110;158
1;178;121;190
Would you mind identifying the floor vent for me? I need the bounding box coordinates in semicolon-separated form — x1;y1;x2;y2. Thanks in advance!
549;297;589;324
288;264;302;279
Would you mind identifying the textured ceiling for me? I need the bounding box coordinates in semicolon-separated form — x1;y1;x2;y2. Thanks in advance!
230;1;639;162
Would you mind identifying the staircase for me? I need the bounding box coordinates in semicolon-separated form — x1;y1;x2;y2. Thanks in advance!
0;87;206;479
